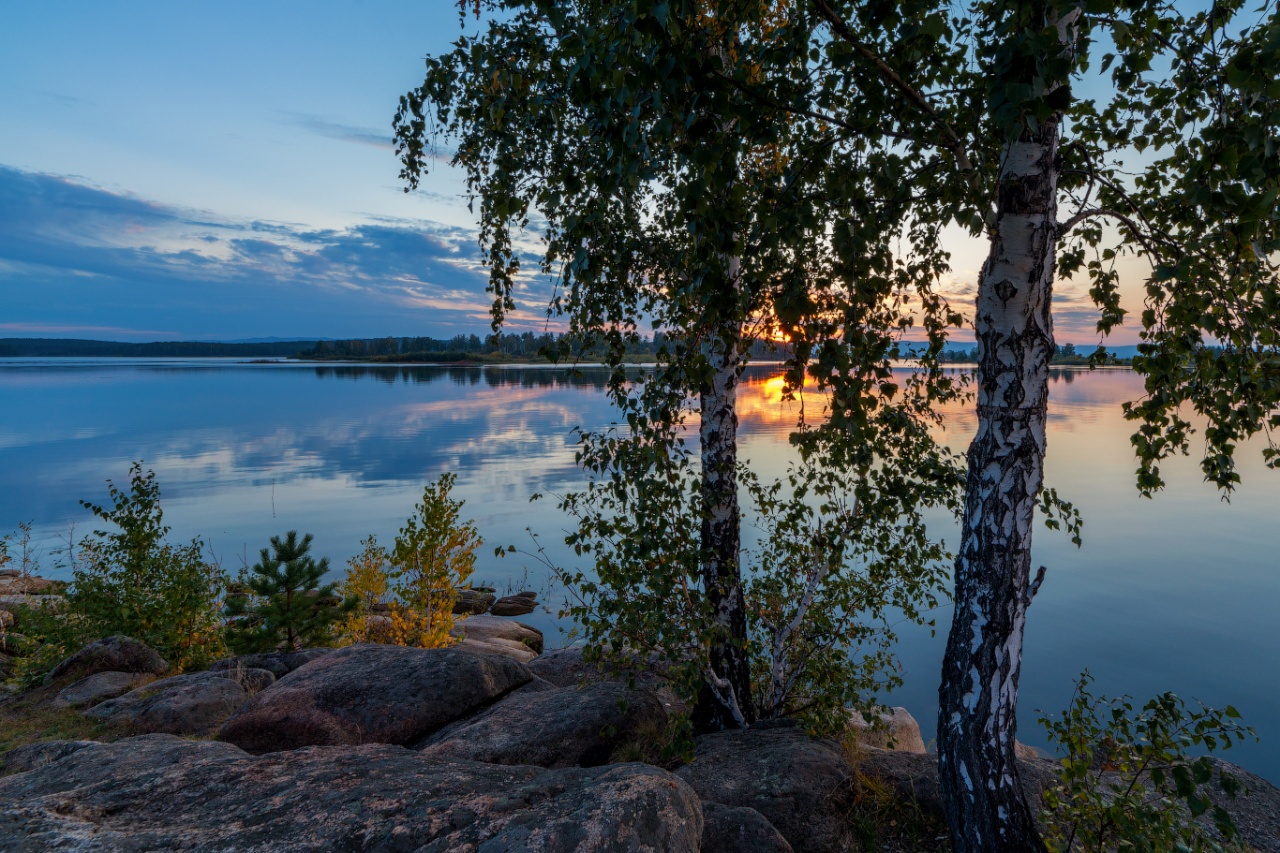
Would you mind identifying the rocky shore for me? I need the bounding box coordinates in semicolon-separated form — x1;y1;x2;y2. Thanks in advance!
1;578;1278;851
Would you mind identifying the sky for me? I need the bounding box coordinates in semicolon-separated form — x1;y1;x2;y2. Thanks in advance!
0;1;1140;344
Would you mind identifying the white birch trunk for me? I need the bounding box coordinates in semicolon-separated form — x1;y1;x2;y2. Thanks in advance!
936;116;1061;852
693;278;754;730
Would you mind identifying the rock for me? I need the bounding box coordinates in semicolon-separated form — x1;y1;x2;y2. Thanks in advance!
0;576;59;594
1199;758;1280;853
455;636;539;663
84;670;258;736
1;741;99;776
854;747;1061;820
0;594;63;611
701;802;795;853
1015;740;1041;760
491;594;538;616
451;612;544;653
0;734;704;852
0;568;20;578
529;645;688;716
453;588;496;615
529;645;606;686
675;721;857;853
0;609;13;628
0;741;98;777
848;706;927;754
206;647;332;679
53;671;153;709
44;635;168;685
419;680;668;768
0;651;11;678
218;644;533;754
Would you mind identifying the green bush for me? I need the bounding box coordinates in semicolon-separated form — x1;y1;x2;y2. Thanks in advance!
1039;671;1255;852
14;463;228;681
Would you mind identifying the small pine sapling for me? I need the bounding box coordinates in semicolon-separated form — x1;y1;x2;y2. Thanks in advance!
225;531;353;654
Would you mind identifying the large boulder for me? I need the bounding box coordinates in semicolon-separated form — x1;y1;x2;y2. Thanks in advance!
218;644;533;754
451;613;544;653
1199;758;1280;853
529;645;686;715
206;647;332;679
44;636;167;685
453;588;496;615
701;802;795;853
0;734;704;852
490;592;539;616
675;721;857;853
0;594;63;612
0;741;99;776
53;671;153;709
84;670;268;736
419;680;668;768
0;576;60;595
853;747;1061;820
455;636;539;663
848;706;927;754
529;645;615;687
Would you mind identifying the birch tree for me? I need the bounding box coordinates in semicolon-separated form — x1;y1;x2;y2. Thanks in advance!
396;0;966;731
784;1;1280;848
398;0;1279;848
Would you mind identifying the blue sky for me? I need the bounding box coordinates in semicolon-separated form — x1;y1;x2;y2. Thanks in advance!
0;2;1138;344
0;1;541;341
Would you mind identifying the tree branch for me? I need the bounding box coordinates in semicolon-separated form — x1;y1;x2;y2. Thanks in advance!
711;69;912;143
807;0;973;171
1056;207;1166;259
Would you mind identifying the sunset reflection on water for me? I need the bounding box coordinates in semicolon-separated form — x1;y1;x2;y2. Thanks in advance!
0;359;1276;781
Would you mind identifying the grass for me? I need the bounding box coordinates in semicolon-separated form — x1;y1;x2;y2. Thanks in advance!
0;684;127;759
838;727;952;852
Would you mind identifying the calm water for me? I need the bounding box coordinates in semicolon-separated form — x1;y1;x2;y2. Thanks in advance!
1;359;1277;781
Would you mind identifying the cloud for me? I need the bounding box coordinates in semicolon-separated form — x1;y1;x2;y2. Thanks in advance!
0;165;516;340
288;114;395;151
0;322;180;337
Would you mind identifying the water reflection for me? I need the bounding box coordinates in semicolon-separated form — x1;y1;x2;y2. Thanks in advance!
0;360;1276;781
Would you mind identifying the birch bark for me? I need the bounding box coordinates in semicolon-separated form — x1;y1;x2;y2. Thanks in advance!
692;273;755;730
936;114;1061;852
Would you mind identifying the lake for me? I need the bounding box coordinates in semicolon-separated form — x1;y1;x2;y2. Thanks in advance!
1;358;1277;781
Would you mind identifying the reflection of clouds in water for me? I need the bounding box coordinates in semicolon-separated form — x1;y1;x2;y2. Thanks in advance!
4;362;1280;782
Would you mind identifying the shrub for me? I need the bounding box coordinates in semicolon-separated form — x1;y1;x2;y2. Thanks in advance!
63;464;226;672
1038;671;1255;852
386;473;480;648
334;536;394;645
224;531;353;654
335;474;481;649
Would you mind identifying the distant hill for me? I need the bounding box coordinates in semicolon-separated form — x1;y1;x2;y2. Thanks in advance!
0;338;314;358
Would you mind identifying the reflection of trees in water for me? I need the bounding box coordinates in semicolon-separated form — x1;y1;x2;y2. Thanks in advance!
312;362;814;393
1048;368;1076;384
311;364;620;389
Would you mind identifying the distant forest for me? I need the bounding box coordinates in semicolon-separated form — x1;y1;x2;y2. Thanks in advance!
1;336;1130;365
935;343;1131;365
298;332;794;363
